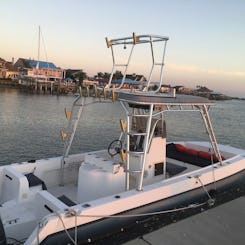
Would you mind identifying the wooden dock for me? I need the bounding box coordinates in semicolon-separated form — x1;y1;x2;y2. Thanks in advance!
124;196;245;245
0;79;77;94
21;80;77;94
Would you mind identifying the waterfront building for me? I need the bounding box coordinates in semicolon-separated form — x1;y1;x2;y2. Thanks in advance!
14;58;64;81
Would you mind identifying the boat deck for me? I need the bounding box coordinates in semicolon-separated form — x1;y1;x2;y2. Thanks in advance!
48;183;78;204
47;155;202;206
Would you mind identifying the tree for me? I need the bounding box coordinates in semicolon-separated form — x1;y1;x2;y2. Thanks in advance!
96;72;104;79
76;70;87;86
113;70;123;79
103;72;110;79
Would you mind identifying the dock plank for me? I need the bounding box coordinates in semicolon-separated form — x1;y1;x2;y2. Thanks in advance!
124;196;245;245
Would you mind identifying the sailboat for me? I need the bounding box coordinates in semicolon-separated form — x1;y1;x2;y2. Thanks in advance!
0;33;244;244
18;26;64;88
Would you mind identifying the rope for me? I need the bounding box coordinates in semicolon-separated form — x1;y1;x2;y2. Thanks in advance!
209;146;217;190
75;202;206;219
195;176;215;206
140;236;152;245
37;222;40;245
74;213;78;245
55;212;76;245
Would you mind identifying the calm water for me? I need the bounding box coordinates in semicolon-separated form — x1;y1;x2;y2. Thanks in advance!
0;87;245;165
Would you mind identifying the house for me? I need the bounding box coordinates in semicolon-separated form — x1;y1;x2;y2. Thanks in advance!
65;69;87;83
0;58;7;78
0;57;19;79
5;62;19;79
113;78;142;89
93;72;146;88
175;86;194;94
83;79;99;87
15;58;64;81
160;84;171;93
125;73;146;82
0;58;6;67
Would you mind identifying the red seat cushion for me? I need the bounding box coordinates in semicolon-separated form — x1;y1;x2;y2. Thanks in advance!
175;144;187;152
198;151;211;159
185;148;198;156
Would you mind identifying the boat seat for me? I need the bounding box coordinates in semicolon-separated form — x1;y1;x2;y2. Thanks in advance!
25;173;47;190
166;143;212;167
84;153;120;174
1;166;29;202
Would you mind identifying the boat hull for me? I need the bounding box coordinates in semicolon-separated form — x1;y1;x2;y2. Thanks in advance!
40;169;245;245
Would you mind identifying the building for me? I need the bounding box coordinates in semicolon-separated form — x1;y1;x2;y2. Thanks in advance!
160;84;171;93
125;73;146;82
0;57;19;79
0;58;7;78
15;58;64;81
175;86;194;94
93;72;146;88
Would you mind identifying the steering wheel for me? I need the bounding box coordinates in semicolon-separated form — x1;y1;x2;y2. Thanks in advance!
108;139;122;157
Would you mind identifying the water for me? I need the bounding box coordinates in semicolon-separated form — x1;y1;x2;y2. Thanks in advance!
165;99;245;148
0;87;245;165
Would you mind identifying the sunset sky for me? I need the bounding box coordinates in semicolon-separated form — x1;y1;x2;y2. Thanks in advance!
1;0;244;97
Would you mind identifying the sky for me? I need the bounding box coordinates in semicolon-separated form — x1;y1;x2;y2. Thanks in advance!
0;0;244;97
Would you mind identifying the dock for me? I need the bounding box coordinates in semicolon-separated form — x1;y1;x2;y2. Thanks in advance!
0;78;77;94
124;196;245;245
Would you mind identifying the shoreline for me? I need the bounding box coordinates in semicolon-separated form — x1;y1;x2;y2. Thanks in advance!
0;79;244;100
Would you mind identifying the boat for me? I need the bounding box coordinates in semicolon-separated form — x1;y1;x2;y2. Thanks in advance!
0;33;244;245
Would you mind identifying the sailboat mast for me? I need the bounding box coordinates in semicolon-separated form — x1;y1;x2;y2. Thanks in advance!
38;26;40;63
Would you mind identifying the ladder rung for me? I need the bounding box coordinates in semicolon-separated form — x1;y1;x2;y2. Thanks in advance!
130;114;150;117
127;151;144;155
115;64;127;67
125;169;143;173
128;132;147;136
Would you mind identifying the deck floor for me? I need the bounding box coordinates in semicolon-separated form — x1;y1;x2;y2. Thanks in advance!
48;183;78;204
